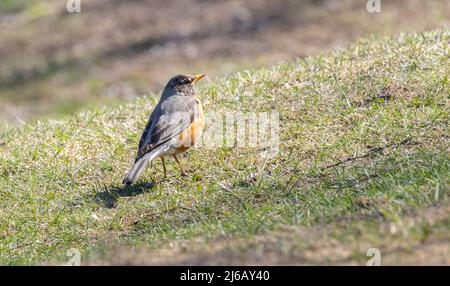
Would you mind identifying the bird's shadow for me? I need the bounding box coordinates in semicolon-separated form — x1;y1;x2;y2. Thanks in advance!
94;181;156;208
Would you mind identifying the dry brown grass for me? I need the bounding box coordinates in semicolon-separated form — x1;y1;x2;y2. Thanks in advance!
83;205;450;265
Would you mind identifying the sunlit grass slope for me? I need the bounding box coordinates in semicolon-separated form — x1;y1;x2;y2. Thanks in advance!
0;29;448;265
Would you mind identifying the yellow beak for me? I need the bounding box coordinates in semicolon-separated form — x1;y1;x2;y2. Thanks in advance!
192;74;205;84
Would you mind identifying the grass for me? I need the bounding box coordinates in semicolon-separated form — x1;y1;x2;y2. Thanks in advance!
0;29;449;265
0;0;32;13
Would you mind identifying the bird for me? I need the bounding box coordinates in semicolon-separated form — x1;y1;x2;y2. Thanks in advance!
123;74;206;186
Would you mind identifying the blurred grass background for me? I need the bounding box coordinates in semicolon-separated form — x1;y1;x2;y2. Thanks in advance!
0;0;449;131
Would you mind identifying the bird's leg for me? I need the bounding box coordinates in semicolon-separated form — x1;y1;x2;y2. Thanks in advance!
161;157;167;179
148;160;156;183
173;155;187;176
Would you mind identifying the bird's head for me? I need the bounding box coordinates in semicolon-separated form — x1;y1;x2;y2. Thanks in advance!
165;74;205;96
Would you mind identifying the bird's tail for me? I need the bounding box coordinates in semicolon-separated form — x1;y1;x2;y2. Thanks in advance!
122;147;163;185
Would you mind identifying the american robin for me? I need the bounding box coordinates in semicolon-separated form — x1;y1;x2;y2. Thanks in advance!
123;74;205;185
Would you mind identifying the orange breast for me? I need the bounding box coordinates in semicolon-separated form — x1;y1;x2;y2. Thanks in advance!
176;99;204;153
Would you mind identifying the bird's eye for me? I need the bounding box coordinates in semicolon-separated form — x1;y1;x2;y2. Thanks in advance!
180;78;190;85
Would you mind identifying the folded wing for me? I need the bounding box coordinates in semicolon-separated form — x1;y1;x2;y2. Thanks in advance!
135;96;201;161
